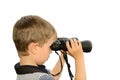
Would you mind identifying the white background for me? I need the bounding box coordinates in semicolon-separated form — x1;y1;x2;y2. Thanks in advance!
0;0;120;80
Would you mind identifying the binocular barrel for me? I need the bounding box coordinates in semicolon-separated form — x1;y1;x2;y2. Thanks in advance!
51;38;92;53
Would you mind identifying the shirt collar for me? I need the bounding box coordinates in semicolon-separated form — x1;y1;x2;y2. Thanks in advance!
14;63;48;74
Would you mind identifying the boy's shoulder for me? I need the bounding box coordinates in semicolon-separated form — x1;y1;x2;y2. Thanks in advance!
17;72;54;80
15;63;54;80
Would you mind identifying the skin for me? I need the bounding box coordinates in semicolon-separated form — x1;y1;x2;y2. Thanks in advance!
51;38;86;80
19;37;86;80
66;39;86;80
51;52;65;80
19;35;56;66
19;35;64;80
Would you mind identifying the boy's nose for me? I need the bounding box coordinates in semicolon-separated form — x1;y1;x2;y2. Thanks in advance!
50;49;52;54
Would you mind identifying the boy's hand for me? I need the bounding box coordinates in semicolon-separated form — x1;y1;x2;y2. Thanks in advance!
66;38;83;60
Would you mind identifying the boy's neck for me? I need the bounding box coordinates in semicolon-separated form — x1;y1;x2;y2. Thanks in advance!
20;55;37;66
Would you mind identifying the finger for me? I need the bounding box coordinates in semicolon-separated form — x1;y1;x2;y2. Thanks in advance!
72;38;79;47
60;50;65;54
77;40;82;47
66;41;72;50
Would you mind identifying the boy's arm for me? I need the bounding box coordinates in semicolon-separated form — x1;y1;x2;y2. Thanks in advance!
51;52;65;80
66;39;86;80
74;54;86;80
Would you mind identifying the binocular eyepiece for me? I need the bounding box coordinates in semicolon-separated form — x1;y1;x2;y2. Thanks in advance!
50;38;92;53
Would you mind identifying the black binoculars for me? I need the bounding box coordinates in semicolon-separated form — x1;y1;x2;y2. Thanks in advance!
50;38;92;53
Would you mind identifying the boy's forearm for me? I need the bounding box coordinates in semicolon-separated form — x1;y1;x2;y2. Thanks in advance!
74;55;86;80
51;54;65;80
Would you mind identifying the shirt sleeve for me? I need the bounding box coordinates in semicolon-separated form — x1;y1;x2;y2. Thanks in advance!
39;74;54;80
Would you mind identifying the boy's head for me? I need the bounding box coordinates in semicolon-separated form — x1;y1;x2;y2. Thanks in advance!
13;15;57;56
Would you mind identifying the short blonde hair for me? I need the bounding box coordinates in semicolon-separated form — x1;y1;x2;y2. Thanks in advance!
13;15;57;53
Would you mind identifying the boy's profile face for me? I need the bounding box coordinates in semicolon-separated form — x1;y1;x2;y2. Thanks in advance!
35;35;57;65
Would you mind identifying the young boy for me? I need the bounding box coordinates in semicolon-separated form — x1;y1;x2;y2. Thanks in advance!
13;15;86;80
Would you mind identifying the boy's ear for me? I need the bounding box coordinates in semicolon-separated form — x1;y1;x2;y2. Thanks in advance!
27;42;39;55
